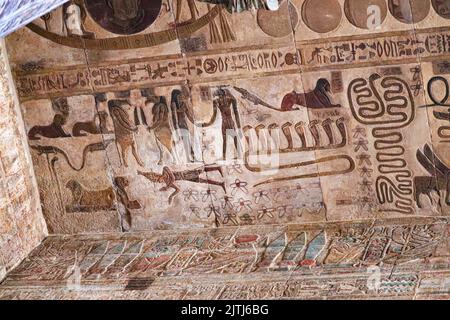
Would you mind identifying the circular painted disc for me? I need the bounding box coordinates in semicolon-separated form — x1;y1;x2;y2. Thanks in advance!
388;0;430;24
302;0;342;33
85;0;162;35
432;0;450;19
344;0;388;29
257;1;299;38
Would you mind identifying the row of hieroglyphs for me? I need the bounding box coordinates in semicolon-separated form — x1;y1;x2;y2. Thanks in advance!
14;28;450;100
15;47;299;100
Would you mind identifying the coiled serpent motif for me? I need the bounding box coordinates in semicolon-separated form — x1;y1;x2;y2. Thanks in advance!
348;73;415;214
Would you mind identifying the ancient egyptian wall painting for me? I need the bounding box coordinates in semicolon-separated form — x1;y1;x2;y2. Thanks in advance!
5;0;450;235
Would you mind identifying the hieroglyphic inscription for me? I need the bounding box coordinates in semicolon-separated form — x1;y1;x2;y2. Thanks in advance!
426;76;450;143
299;28;450;70
14;29;450;101
15;47;299;100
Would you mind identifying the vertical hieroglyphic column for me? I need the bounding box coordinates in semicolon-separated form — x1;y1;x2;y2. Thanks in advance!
0;38;47;281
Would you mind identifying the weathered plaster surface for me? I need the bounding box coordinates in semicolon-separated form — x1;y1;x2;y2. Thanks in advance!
0;38;47;281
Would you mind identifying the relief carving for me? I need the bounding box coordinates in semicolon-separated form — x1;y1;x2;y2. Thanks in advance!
65;179;115;212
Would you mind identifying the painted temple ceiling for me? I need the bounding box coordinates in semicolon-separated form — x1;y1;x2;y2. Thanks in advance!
0;0;449;299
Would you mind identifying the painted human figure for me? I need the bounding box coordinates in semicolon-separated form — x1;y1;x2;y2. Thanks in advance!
107;0;142;20
114;177;142;231
170;88;197;162
147;96;174;165
203;88;242;160
433;0;450;18
132;88;159;126
108;100;145;167
390;0;410;20
63;0;95;38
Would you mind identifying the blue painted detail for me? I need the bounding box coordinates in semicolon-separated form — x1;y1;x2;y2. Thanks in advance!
304;231;326;260
0;0;68;37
